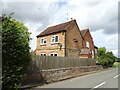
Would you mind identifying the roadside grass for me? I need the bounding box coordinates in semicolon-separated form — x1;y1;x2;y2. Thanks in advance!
112;62;120;68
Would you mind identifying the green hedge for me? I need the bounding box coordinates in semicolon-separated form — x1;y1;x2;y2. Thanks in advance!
2;13;32;89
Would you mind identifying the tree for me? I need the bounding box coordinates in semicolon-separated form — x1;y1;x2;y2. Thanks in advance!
97;47;116;67
98;47;106;56
2;13;31;89
106;51;116;67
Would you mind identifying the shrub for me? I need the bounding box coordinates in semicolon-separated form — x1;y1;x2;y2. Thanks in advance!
2;13;31;89
97;47;116;67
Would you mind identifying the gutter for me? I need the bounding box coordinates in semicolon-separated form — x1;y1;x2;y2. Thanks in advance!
64;31;66;57
36;30;66;38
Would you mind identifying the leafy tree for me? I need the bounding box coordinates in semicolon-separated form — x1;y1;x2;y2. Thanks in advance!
98;47;106;56
2;13;31;89
106;51;116;67
97;47;116;67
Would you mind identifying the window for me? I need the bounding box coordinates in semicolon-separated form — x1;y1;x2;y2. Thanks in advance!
86;41;89;48
92;50;94;58
41;37;46;45
50;53;58;56
40;53;46;56
51;35;59;43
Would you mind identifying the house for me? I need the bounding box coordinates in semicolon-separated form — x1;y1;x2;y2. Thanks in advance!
80;29;95;58
36;19;98;58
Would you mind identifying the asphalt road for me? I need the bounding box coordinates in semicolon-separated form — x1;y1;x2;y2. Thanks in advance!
35;68;119;89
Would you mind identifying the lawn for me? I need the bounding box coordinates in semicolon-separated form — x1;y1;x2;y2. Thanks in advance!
112;62;120;68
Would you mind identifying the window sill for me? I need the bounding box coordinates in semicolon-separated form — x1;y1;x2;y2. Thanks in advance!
40;44;46;46
51;42;59;45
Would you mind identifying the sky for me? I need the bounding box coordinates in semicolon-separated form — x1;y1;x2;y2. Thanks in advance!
1;0;119;57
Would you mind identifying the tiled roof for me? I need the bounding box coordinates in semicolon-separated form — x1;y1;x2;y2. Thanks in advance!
37;20;75;37
80;48;91;55
80;29;89;37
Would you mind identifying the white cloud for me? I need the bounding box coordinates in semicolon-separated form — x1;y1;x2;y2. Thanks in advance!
67;0;118;34
91;29;118;57
105;34;118;45
110;50;118;57
25;23;40;50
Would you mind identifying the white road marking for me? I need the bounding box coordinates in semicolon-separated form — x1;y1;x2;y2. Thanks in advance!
90;82;106;90
114;74;120;78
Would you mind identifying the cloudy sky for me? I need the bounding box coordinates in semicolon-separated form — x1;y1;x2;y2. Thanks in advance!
1;0;119;57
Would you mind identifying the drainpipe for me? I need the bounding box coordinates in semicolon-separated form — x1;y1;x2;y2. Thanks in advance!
64;31;66;57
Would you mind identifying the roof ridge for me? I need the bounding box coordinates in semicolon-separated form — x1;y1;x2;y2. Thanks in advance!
81;29;89;31
81;29;89;37
47;20;74;29
64;20;75;29
37;20;76;37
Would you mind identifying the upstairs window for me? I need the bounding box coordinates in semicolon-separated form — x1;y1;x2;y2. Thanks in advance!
51;35;59;43
50;53;58;56
40;53;46;56
41;37;46;45
86;41;89;48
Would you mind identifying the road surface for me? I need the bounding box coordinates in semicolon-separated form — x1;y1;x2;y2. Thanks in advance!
34;68;119;89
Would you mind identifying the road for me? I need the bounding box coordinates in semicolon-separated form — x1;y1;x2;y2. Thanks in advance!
34;68;119;89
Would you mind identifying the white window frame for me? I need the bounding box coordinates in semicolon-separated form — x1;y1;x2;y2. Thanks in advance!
40;53;46;56
86;41;89;48
92;50;94;58
40;37;46;45
49;53;58;56
51;35;59;43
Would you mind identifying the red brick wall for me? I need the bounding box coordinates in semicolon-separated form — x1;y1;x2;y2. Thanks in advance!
65;21;83;57
82;31;95;58
36;32;65;56
80;53;92;58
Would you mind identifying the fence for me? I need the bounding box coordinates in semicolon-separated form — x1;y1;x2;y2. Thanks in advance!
26;56;96;71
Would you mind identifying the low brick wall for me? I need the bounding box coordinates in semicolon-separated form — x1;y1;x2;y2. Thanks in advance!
22;65;103;86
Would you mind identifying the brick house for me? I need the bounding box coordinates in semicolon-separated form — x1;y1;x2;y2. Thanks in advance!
36;19;98;58
80;29;97;58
